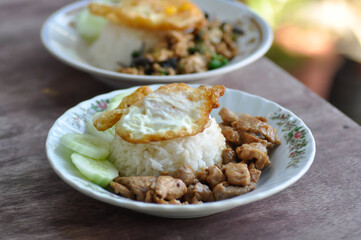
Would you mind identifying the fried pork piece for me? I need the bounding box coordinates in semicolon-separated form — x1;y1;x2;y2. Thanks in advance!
256;116;268;122
236;142;270;170
153;196;183;205
150;46;174;62
113;175;187;204
178;53;207;74
145;189;184;204
173;166;195;186
109;181;134;199
221;148;237;164
184;182;214;203
232;113;281;146
196;170;208;183
219;108;281;147
213;182;257;201
249;168;261;183
117;67;145;75
215;42;233;59
223;162;250;186
116;83;225;143
220;125;241;145
220;33;238;58
113;176;156;201
144;190;154;203
206;165;226;188
93;86;152;131
167;30;194;58
213;167;261;200
155;176;187;201
218;107;238;125
238;131;273;148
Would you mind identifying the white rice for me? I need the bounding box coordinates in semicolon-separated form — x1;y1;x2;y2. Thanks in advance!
87;22;163;71
110;117;226;176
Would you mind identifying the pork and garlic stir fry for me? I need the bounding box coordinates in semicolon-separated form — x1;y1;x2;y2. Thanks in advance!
117;17;242;75
109;108;281;204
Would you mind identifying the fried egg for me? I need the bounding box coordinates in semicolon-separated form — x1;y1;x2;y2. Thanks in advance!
93;86;152;131
115;83;225;143
94;83;225;144
89;0;205;31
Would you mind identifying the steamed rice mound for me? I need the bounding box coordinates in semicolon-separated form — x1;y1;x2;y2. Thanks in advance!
110;117;226;176
88;23;161;71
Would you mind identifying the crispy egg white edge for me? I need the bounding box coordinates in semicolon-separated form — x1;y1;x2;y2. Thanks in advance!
118;90;205;140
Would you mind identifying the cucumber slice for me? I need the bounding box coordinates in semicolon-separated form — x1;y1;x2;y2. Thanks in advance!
71;153;118;187
60;133;110;160
106;91;132;111
75;9;107;41
86;113;115;143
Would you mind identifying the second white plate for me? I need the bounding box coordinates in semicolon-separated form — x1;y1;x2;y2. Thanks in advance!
41;0;273;87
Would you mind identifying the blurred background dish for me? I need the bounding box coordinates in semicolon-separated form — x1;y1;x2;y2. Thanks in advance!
41;0;272;88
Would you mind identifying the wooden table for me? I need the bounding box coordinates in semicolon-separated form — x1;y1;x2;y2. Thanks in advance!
1;1;361;239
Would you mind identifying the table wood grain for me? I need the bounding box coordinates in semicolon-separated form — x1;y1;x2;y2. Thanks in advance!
1;1;361;239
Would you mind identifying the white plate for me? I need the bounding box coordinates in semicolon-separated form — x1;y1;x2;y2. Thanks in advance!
46;84;316;218
40;0;273;88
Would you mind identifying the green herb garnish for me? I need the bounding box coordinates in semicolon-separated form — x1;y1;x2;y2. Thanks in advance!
208;54;229;70
132;51;141;58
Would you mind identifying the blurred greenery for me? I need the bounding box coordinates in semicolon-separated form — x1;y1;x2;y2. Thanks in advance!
242;0;361;63
265;45;308;71
244;0;308;28
240;0;314;71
